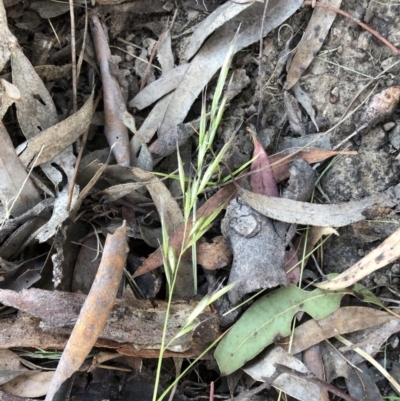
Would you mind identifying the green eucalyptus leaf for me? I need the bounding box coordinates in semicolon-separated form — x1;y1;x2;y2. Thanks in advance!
214;285;345;375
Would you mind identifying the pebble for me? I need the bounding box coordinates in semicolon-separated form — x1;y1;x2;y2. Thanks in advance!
383;122;396;132
389;124;400;150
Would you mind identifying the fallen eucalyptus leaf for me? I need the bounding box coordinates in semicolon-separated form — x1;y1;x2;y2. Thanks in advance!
239;183;400;227
315;227;400;290
214;285;345;375
289;306;396;355
285;0;342;90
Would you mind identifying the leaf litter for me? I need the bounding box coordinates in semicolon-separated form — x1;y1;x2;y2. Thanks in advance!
1;0;400;400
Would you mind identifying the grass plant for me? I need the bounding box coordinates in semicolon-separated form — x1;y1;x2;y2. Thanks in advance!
152;34;239;401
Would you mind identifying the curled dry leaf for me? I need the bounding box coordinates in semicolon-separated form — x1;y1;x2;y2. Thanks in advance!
90;16;130;167
357;85;400;131
44;223;128;401
249;130;278;197
315;227;400;290
239;183;400;227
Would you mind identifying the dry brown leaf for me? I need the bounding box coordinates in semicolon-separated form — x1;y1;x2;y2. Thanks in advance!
2;371;54;398
17;92;94;168
44;223;128;401
197;236;232;270
0;122;41;216
0;349;27;385
133;183;237;278
285;0;342;90
12;46;76;185
0;287;219;351
315;227;400;290
239;183;400;227
269;148;357;182
294;226;338;267
289;307;396;355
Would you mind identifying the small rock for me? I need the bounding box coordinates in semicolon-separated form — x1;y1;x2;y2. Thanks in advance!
392;263;400;274
373;272;389;286
357;31;371;51
383;122;396;132
390;336;399;349
389;124;400;150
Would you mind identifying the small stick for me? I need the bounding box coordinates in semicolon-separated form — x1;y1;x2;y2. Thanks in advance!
209;381;214;401
303;1;400;55
67;91;102;210
274;364;358;401
68;0;77;113
256;0;270;130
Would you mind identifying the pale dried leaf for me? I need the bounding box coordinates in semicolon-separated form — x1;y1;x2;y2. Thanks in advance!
2;371;54;398
131;167;184;232
183;1;254;61
0;78;20;118
30;0;70;18
12;46;76;184
244;347;325;401
35;186;79;243
0;0;17;72
293;82;318;131
239;183;400;227
0;122;41;216
157;29;174;72
129;64;188;110
315;227;400;290
285;0;342;90
290;307;396;355
17;92;94;168
0;349;27;386
157;0;303;138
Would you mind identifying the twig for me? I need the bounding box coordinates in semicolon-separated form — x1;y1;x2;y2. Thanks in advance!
303;1;400;55
67;91;102;210
256;0;270;130
90;14;130;166
209;381;214;401
140;8;178;90
227;382;269;401
69;0;77;113
274;364;358;401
